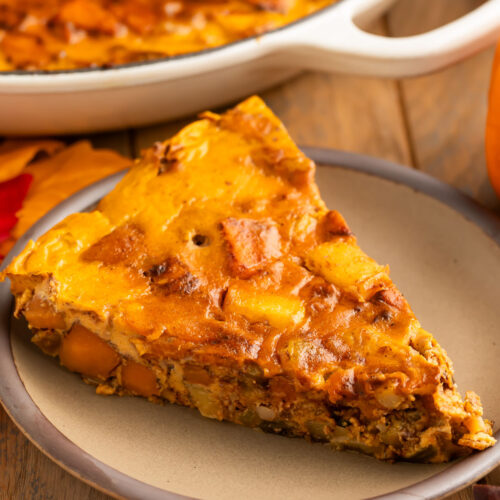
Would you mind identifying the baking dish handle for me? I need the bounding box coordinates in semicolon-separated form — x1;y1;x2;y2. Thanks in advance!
285;0;500;77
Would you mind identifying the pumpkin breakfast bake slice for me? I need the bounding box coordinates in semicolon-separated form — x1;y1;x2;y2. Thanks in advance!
2;96;495;463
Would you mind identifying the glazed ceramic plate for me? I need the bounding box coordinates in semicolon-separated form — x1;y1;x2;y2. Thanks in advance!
1;148;499;500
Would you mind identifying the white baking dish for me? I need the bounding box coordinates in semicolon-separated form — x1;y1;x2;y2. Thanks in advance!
2;0;500;135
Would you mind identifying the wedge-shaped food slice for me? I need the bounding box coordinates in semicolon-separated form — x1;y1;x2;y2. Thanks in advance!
3;97;495;463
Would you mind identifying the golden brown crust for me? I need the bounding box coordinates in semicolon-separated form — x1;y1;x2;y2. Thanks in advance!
2;96;495;462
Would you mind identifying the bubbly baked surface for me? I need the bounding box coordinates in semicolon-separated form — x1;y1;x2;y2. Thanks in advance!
3;96;495;462
0;0;335;70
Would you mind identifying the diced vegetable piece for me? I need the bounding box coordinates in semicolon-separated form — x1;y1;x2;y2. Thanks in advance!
58;0;119;34
59;324;119;379
187;385;223;420
24;296;66;330
122;360;158;397
0;33;50;69
224;285;304;329
306;420;331;441
306;241;388;299
375;388;405;410
464;415;487;434
239;409;261;427
256;405;276;421
220;217;281;278
183;365;212;386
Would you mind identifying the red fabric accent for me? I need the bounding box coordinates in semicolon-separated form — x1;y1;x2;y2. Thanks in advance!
0;173;33;243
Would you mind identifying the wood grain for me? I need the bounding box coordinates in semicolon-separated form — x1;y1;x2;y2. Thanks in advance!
1;1;499;499
0;407;110;500
386;0;500;212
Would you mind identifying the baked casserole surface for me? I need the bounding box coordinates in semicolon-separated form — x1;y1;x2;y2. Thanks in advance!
2;96;495;462
0;0;336;70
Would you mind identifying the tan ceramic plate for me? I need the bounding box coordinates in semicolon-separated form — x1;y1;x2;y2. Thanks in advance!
1;148;499;500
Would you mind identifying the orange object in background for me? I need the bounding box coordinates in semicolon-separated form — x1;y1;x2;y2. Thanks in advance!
486;42;500;198
0;140;131;261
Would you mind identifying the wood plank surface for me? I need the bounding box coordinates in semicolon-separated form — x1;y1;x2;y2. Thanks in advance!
1;1;499;499
386;0;500;212
0;409;110;500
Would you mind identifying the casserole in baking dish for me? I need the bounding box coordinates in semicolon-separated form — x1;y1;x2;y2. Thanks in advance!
0;0;337;71
0;0;499;134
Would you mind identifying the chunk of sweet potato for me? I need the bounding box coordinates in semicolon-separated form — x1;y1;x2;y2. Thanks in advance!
59;324;119;379
0;33;50;69
183;365;212;386
121;360;158;397
58;0;119;34
24;296;66;330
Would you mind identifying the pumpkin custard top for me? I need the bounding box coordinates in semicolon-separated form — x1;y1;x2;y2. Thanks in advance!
5;96;459;412
0;0;336;70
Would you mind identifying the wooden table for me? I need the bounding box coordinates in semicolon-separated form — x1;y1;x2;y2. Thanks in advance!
1;0;499;499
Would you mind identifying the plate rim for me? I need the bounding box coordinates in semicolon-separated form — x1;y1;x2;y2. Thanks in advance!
0;147;499;500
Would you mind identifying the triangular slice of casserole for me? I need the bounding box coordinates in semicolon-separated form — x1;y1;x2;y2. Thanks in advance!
3;97;495;462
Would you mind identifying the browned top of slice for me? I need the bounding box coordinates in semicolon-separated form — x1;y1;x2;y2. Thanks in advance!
5;96;457;417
